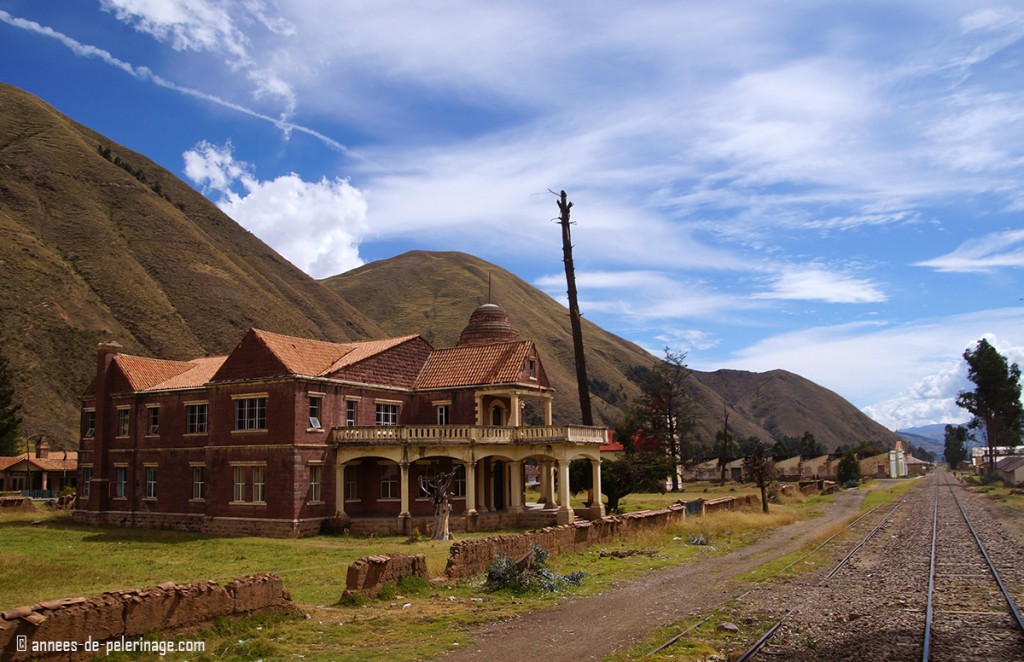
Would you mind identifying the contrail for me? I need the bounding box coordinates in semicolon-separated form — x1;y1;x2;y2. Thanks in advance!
0;10;349;153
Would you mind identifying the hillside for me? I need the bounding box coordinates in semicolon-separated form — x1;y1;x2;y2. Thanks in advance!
1;83;900;455
322;250;901;451
0;83;382;445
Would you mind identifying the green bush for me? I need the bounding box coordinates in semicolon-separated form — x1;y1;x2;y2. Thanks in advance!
484;544;587;594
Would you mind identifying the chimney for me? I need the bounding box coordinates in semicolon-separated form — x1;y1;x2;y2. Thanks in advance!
35;437;49;459
97;341;122;375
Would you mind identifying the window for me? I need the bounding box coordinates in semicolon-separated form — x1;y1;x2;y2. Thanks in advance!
114;466;127;498
346;400;357;427
83;410;95;438
191;466;205;500
452;464;466;498
117;408;130;437
308;395;322;429
309;465;322;502
186;403;208;434
145;467;157;499
375;403;399;426
344;466;359;501
233;467;246;502
529;359;537;379
491;405;504;426
81;467;92;498
436;404;449;425
380;464;399;499
234;396;267;431
253;466;265;503
147;407;160;435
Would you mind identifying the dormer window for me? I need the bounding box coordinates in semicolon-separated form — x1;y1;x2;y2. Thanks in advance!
529;359;537;379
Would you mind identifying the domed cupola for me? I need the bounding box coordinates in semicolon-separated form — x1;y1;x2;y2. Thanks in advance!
457;303;522;346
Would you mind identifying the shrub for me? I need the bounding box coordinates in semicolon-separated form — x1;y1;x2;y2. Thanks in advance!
485;544;587;594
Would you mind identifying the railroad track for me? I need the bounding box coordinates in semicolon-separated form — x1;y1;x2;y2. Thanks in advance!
649;470;1024;660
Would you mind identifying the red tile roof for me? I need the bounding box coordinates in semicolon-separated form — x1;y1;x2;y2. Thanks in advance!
254;329;422;377
114;354;196;391
152;356;227;390
415;341;534;389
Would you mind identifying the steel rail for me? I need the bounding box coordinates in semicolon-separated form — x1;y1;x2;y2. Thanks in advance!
653;496;902;659
922;484;938;661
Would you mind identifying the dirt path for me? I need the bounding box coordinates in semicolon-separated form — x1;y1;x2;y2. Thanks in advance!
443;489;867;661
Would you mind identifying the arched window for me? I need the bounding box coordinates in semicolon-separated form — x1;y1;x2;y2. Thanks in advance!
491;404;505;426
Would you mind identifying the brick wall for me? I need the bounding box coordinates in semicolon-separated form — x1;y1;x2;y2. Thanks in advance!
0;574;294;661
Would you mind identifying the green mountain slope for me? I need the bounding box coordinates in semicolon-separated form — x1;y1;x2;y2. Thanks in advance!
0;83;382;445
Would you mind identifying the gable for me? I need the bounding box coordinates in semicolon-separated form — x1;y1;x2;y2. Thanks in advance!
211;329;294;382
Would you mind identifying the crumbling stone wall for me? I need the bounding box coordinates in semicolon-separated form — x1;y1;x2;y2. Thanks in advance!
444;503;697;579
0;497;35;512
343;554;429;598
0;573;294;661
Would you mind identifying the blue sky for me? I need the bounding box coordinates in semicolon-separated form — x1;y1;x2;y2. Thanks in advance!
2;1;1023;430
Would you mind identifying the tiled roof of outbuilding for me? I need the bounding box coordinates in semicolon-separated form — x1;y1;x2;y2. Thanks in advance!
415;341;533;389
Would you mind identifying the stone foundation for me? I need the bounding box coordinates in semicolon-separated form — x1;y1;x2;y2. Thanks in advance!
72;510;323;538
0;574;294;661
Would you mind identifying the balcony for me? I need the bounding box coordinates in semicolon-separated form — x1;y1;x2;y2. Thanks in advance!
332;424;607;446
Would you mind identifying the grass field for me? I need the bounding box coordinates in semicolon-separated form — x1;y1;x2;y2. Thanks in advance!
1;483;840;660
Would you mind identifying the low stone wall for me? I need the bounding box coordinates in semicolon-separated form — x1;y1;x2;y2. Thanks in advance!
0;573;294;661
444;504;695;579
343;554;429;598
0;497;35;512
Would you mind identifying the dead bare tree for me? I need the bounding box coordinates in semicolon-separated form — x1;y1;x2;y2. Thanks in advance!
419;470;456;540
555;190;593;426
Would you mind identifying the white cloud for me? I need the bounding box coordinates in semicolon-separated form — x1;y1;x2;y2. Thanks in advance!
183;141;368;277
753;266;887;303
700;308;1024;418
915;229;1024;273
100;0;253;62
864;332;1024;429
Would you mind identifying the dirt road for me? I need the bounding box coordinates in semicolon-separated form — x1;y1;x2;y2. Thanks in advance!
443;489;867;661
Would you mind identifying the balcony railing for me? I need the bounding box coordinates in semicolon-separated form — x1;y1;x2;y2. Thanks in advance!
333;424;608;446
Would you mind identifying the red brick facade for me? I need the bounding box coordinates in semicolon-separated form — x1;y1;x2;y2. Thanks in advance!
74;304;607;537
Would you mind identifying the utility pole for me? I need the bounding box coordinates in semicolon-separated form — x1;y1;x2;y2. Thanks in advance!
556;190;593;426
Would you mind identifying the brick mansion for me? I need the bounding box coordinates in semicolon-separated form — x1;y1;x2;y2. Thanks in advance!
74;303;608;537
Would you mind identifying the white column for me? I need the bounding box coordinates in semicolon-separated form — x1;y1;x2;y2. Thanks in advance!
556;460;574;523
465;461;477;516
509;461;523;512
510;394;521;426
475;395;485;425
476;460;489;512
399;462;411;517
591;458;604;517
540;460;554;507
335;461;346;516
544;398;553;425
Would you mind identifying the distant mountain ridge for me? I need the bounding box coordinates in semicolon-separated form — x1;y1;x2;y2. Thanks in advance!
1;83;899;453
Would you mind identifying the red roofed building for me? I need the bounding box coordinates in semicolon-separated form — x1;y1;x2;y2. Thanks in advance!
74;304;606;537
0;438;78;495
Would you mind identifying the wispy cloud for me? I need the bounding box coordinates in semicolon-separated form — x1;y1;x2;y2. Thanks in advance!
915;229;1024;273
753;266;888;303
0;9;344;150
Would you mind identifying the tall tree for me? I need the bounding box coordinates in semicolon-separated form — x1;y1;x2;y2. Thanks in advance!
837;450;861;484
716;405;733;485
956;338;1023;474
631;348;694;490
943;424;969;469
798;432;822;458
743;440;776;513
555;190;593;426
0;350;22;456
